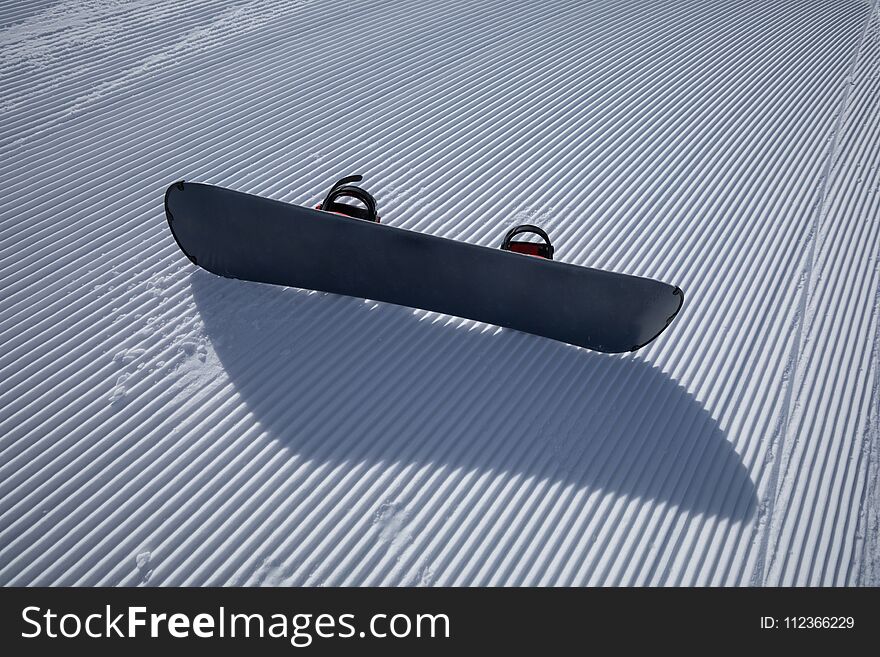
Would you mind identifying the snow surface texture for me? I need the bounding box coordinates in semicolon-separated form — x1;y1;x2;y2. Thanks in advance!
1;0;878;586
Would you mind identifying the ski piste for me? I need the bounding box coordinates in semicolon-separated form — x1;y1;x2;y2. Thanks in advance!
164;176;684;353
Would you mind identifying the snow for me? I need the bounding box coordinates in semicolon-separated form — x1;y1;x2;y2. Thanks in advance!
1;0;878;586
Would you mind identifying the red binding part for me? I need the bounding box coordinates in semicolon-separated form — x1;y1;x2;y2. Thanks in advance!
507;241;551;258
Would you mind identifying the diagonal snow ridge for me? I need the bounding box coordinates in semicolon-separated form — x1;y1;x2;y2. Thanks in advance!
0;0;878;586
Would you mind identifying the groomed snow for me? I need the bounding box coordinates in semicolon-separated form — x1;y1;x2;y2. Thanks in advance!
1;0;878;586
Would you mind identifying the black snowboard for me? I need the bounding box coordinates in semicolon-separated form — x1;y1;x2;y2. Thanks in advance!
164;182;683;353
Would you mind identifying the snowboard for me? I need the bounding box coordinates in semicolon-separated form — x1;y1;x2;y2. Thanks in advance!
164;180;683;353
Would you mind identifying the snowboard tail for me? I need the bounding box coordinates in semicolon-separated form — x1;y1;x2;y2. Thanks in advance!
165;181;683;353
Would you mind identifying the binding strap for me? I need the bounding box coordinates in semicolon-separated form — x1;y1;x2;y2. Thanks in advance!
500;224;554;259
316;175;380;223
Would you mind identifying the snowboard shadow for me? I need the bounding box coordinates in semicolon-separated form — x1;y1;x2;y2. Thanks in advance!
189;270;756;522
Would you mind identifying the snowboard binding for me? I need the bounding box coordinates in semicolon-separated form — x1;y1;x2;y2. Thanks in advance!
315;175;380;223
315;176;555;262
500;224;555;260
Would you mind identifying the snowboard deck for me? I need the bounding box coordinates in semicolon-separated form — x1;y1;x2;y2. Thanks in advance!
165;181;683;353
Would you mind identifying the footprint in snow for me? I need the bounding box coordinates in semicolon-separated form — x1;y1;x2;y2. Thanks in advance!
179;340;208;362
373;502;413;551
112;347;145;366
135;551;152;584
108;373;130;406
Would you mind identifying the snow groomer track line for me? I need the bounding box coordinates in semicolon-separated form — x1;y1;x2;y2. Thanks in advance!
0;0;878;586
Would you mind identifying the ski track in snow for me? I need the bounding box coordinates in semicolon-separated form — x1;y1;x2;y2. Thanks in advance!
0;0;877;586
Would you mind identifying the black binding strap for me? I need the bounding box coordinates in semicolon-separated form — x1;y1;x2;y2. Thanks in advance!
500;224;554;259
316;175;380;223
